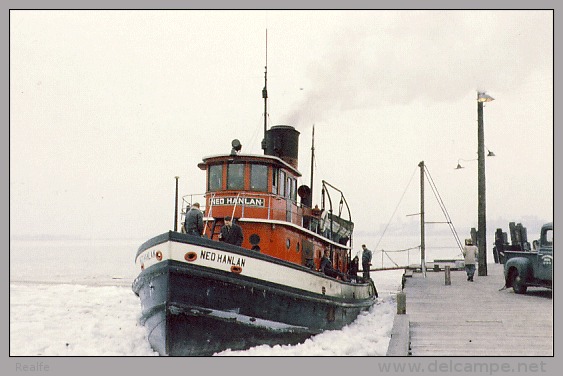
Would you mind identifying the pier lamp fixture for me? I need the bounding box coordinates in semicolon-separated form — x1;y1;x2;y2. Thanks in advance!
455;149;494;169
478;92;495;103
455;158;477;170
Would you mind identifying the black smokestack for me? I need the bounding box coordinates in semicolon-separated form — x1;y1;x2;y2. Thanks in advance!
265;125;300;169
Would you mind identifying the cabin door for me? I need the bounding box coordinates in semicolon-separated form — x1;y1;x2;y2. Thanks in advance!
286;200;292;222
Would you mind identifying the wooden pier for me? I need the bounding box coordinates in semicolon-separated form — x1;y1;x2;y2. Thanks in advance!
388;263;553;356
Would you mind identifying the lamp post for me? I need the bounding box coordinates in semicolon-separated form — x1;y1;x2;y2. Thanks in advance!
477;91;494;276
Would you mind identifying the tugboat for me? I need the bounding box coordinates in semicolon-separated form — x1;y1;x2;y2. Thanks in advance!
132;67;378;356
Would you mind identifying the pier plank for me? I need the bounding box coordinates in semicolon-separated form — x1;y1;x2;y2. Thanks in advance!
404;264;552;356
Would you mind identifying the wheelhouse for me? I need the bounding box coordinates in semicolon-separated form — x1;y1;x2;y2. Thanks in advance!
184;125;354;272
198;153;302;224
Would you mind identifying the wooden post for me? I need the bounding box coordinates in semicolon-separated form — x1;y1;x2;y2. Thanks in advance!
397;291;406;314
174;176;179;232
445;266;451;286
419;161;426;277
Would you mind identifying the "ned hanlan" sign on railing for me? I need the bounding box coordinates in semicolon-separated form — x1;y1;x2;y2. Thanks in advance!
210;196;265;207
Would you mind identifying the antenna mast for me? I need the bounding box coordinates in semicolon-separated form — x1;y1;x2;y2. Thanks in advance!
310;124;315;195
261;29;268;151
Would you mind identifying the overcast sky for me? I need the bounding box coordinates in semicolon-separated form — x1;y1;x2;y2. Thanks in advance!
10;10;553;243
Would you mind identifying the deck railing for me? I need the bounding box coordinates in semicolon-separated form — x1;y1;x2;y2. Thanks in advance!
180;191;345;241
181;192;302;224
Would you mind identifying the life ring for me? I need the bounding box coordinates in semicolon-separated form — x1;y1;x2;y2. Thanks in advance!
156;251;163;261
184;251;198;262
230;265;243;274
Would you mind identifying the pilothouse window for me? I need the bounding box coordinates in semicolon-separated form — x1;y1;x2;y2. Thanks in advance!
279;171;286;197
272;168;279;195
208;164;223;191
227;163;245;190
290;177;297;201
250;164;268;192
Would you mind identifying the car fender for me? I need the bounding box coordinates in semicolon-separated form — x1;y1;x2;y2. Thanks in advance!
504;257;533;286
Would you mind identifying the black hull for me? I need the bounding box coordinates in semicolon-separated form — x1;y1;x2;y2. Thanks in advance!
141;301;314;356
132;232;376;356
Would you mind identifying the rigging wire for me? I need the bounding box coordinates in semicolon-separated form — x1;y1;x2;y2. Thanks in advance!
423;165;464;255
248;113;266;154
373;165;419;265
380;245;420;253
425;166;462;251
374;246;420;268
382;250;400;267
374;162;466;266
424;167;462;253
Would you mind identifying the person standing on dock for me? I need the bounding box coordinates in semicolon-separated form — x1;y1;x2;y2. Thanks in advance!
462;239;479;282
219;216;244;246
184;203;204;236
362;244;372;280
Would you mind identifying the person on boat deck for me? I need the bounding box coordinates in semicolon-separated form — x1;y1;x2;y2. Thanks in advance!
320;250;348;281
184;203;204;236
219;216;244;246
462;238;479;282
348;255;359;282
361;244;372;280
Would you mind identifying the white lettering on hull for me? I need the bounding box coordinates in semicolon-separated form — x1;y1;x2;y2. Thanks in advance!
136;241;373;300
199;250;246;267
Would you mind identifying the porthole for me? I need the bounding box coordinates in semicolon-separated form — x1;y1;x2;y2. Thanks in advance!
296;242;300;253
249;234;260;246
185;252;198;262
286;238;291;250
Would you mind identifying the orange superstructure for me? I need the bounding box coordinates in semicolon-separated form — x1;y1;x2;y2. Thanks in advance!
184;125;354;276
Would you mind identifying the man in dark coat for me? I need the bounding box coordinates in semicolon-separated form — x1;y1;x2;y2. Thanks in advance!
219;216;244;246
184;203;204;236
320;250;348;281
361;244;372;280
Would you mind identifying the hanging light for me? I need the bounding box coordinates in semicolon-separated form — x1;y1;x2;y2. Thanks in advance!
455;158;478;170
477;92;495;103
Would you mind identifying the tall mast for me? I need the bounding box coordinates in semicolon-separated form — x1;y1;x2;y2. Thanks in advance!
261;29;268;151
310;124;315;195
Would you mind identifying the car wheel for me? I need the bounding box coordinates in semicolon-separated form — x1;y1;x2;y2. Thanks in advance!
512;271;528;294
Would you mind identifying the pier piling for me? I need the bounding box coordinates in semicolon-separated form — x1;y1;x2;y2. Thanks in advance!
397;291;406;314
444;266;451;285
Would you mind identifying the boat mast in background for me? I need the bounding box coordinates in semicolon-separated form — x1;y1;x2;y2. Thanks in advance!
261;29;268;151
310;124;315;198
